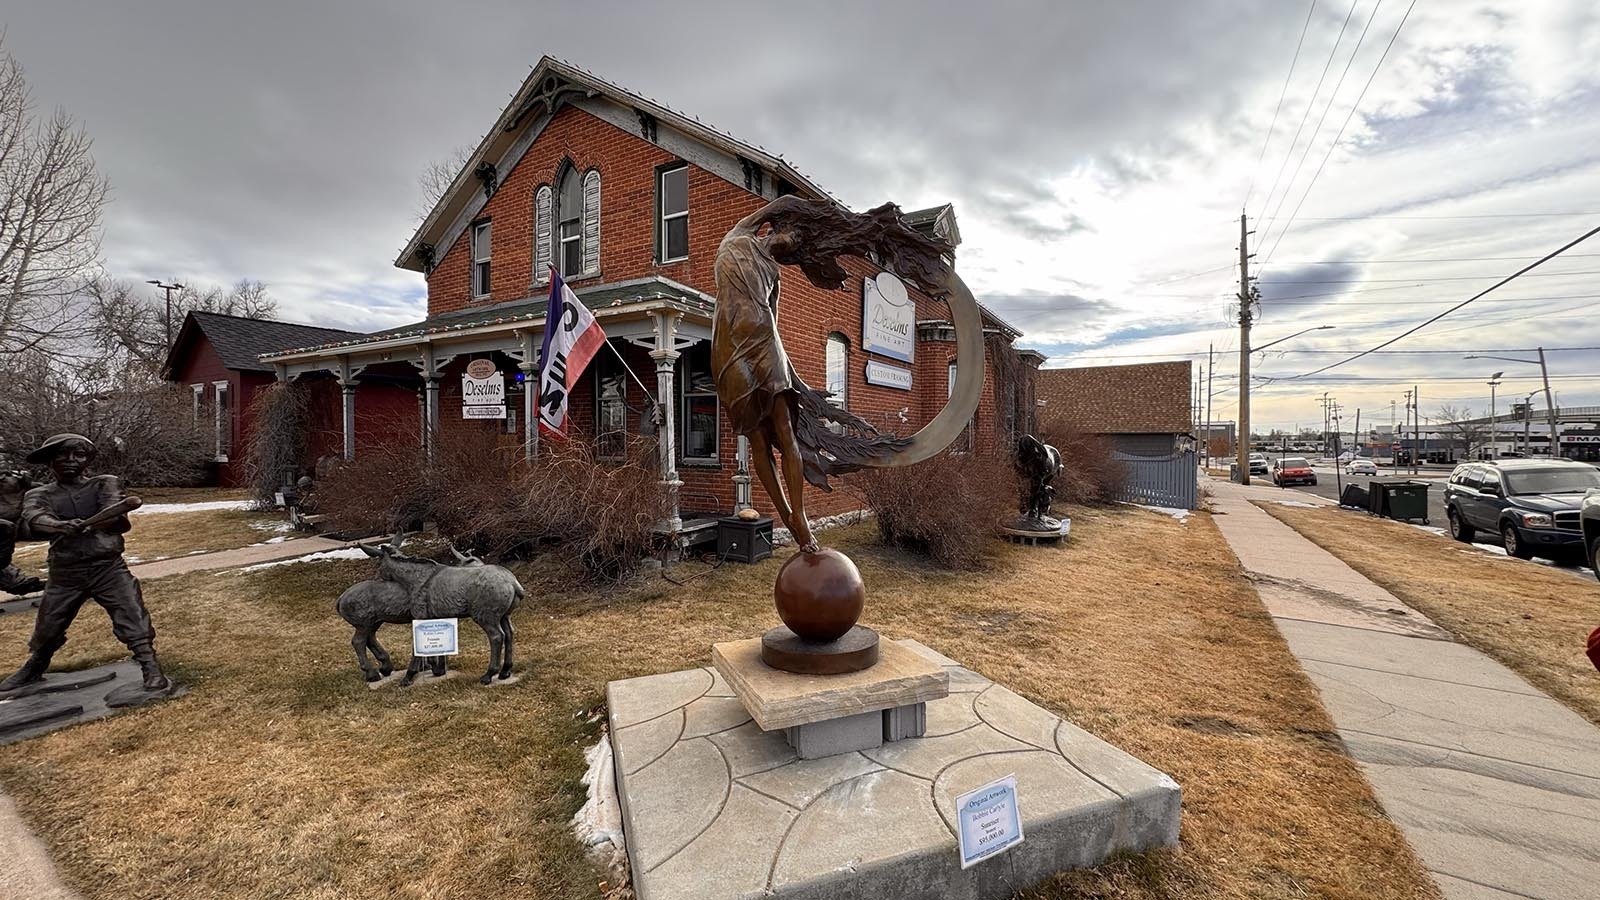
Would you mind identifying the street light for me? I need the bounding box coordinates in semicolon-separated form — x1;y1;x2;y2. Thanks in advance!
1465;350;1559;458
147;279;185;357
1255;325;1336;354
1486;371;1503;458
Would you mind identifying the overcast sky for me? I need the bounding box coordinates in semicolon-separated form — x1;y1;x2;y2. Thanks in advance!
4;0;1600;432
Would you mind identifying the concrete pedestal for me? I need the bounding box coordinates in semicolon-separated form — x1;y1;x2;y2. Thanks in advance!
607;640;1181;900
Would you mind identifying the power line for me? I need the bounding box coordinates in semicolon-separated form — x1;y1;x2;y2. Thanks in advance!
1259;269;1600;284
1243;0;1319;211
1289;212;1600;220
1286;222;1600;379
1049;346;1600;360
1263;0;1418;263
1264;293;1600;306
1270;253;1600;264
1258;0;1384;254
1255;0;1361;225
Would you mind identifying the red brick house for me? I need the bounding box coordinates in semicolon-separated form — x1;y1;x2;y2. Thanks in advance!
163;312;414;486
257;58;1036;536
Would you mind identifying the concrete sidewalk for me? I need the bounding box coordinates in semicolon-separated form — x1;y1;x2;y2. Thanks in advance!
129;535;352;580
1209;478;1600;900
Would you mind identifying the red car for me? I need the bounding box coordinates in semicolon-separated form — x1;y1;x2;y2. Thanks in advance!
1272;456;1317;486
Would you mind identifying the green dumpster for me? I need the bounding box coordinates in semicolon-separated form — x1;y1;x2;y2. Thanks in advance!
1366;479;1429;524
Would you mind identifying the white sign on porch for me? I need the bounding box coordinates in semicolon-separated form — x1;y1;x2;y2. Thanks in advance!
865;359;913;391
412;618;459;657
954;774;1024;868
462;359;506;419
862;272;915;363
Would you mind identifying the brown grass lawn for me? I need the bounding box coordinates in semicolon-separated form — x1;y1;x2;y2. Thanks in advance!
0;508;1436;900
1259;502;1600;727
10;507;291;569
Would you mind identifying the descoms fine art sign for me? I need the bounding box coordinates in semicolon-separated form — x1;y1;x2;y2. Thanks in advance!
462;358;506;419
862;271;914;363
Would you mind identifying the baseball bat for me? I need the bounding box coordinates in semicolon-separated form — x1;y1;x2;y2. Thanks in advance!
77;496;143;532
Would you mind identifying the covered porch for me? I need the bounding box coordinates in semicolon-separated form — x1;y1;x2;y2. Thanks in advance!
260;277;753;537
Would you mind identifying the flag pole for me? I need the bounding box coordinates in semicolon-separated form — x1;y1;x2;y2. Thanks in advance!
604;338;659;406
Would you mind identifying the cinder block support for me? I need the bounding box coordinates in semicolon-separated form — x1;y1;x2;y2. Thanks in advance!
883;702;927;742
785;710;882;759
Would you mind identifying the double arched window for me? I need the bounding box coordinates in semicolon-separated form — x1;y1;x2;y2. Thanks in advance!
534;162;600;284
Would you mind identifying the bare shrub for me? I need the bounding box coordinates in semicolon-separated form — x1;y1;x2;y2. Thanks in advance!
242;381;311;506
1035;424;1129;505
851;451;1018;570
314;426;664;581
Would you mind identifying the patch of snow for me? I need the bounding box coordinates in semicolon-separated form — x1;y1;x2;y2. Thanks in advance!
133;500;253;515
1266;499;1320;508
1406;523;1450;537
572;731;629;887
1120;502;1191;523
264;536;288;544
238;547;367;572
249;520;294;533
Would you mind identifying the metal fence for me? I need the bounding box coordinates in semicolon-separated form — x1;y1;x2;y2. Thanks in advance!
1111;449;1198;510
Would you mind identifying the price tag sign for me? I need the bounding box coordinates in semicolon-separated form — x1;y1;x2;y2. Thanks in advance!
955;775;1024;868
412;618;459;657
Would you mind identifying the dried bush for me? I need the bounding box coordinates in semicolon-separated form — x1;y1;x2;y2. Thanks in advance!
0;355;213;485
314;425;664;581
850;450;1018;570
1035;423;1129;506
242;381;311;507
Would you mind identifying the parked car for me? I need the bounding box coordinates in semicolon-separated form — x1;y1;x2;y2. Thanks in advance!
1346;458;1378;476
1580;489;1600;579
1248;454;1269;476
1272;456;1317;486
1444;459;1600;560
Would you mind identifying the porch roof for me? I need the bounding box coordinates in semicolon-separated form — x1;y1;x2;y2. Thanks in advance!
259;276;713;365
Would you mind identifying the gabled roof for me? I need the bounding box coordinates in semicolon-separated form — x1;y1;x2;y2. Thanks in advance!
397;56;838;273
903;204;962;250
165;311;363;375
1036;361;1193;434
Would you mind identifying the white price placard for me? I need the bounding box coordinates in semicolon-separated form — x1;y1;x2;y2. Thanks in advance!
412;618;459;657
955;775;1024;868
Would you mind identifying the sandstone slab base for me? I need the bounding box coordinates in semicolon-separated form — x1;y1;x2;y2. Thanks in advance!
608;640;1181;900
713;636;948;731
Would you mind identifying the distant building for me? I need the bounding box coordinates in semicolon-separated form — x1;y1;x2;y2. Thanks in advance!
1035;361;1194;454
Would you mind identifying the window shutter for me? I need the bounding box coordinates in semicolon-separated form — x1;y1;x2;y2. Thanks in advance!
534;185;553;284
582;170;601;275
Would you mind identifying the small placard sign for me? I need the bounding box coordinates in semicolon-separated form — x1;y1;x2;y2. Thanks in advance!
412;618;459;657
462;363;507;419
955;775;1024;868
865;359;913;391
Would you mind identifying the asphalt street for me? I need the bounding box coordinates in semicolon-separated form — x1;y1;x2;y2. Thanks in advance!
1262;466;1449;526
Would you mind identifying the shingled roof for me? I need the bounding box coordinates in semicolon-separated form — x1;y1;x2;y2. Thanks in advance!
1036;361;1193;434
166;311;364;374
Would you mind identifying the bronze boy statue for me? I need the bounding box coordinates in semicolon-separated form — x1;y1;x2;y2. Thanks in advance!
0;470;45;596
0;434;170;694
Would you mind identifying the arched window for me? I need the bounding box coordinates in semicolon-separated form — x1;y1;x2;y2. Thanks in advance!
825;333;849;410
557;166;583;277
533;185;552;283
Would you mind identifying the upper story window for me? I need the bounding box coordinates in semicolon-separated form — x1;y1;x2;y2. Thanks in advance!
658;164;688;262
471;220;492;298
558;166;583;277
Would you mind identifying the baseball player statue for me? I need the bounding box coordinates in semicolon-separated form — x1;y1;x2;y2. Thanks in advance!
0;434;172;698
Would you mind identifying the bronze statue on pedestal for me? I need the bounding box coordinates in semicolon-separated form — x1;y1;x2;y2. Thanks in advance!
712;197;985;673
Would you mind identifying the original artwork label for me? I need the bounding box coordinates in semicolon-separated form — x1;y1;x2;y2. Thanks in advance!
862;272;915;363
865;359;913;391
412;618;459;657
955;775;1024;868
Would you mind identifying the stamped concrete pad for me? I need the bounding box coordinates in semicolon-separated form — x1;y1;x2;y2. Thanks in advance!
610;642;1180;900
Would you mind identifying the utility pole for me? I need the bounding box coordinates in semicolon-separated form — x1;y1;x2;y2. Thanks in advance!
1205;343;1215;467
1401;389;1412;474
1538;346;1559;459
147;279;185;358
1235;213;1255;484
1486;372;1502;459
1413;384;1420;473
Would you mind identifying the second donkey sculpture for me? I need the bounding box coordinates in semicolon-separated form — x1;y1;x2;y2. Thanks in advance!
359;536;524;685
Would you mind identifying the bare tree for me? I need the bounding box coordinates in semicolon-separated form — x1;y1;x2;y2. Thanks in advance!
417;144;474;219
87;276;277;374
0;39;107;357
1437;404;1489;459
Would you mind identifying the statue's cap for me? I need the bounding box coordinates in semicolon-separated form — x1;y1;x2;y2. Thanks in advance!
26;433;96;464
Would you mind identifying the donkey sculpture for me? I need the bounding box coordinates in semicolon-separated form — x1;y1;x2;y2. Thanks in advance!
359;537;524;685
335;578;445;683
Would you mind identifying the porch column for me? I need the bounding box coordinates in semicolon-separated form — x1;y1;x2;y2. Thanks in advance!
733;435;753;513
519;330;539;463
335;356;363;461
415;344;443;464
651;311;683;534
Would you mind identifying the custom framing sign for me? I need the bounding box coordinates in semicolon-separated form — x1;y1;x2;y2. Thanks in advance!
955;775;1025;868
462;358;507;419
865;359;913;391
862;272;915;363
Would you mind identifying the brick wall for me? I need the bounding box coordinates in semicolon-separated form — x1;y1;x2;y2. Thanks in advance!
422;102;1013;522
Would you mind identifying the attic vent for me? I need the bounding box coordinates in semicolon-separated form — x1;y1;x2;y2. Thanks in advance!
738;157;764;195
636;110;658;143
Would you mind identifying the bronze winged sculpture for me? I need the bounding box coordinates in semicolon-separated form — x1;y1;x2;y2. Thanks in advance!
712;197;986;672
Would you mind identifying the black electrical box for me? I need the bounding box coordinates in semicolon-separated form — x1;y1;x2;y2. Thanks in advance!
717;516;774;564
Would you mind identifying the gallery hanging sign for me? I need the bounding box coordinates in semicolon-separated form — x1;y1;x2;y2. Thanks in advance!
462;358;506;419
862;271;915;364
865;359;913;391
